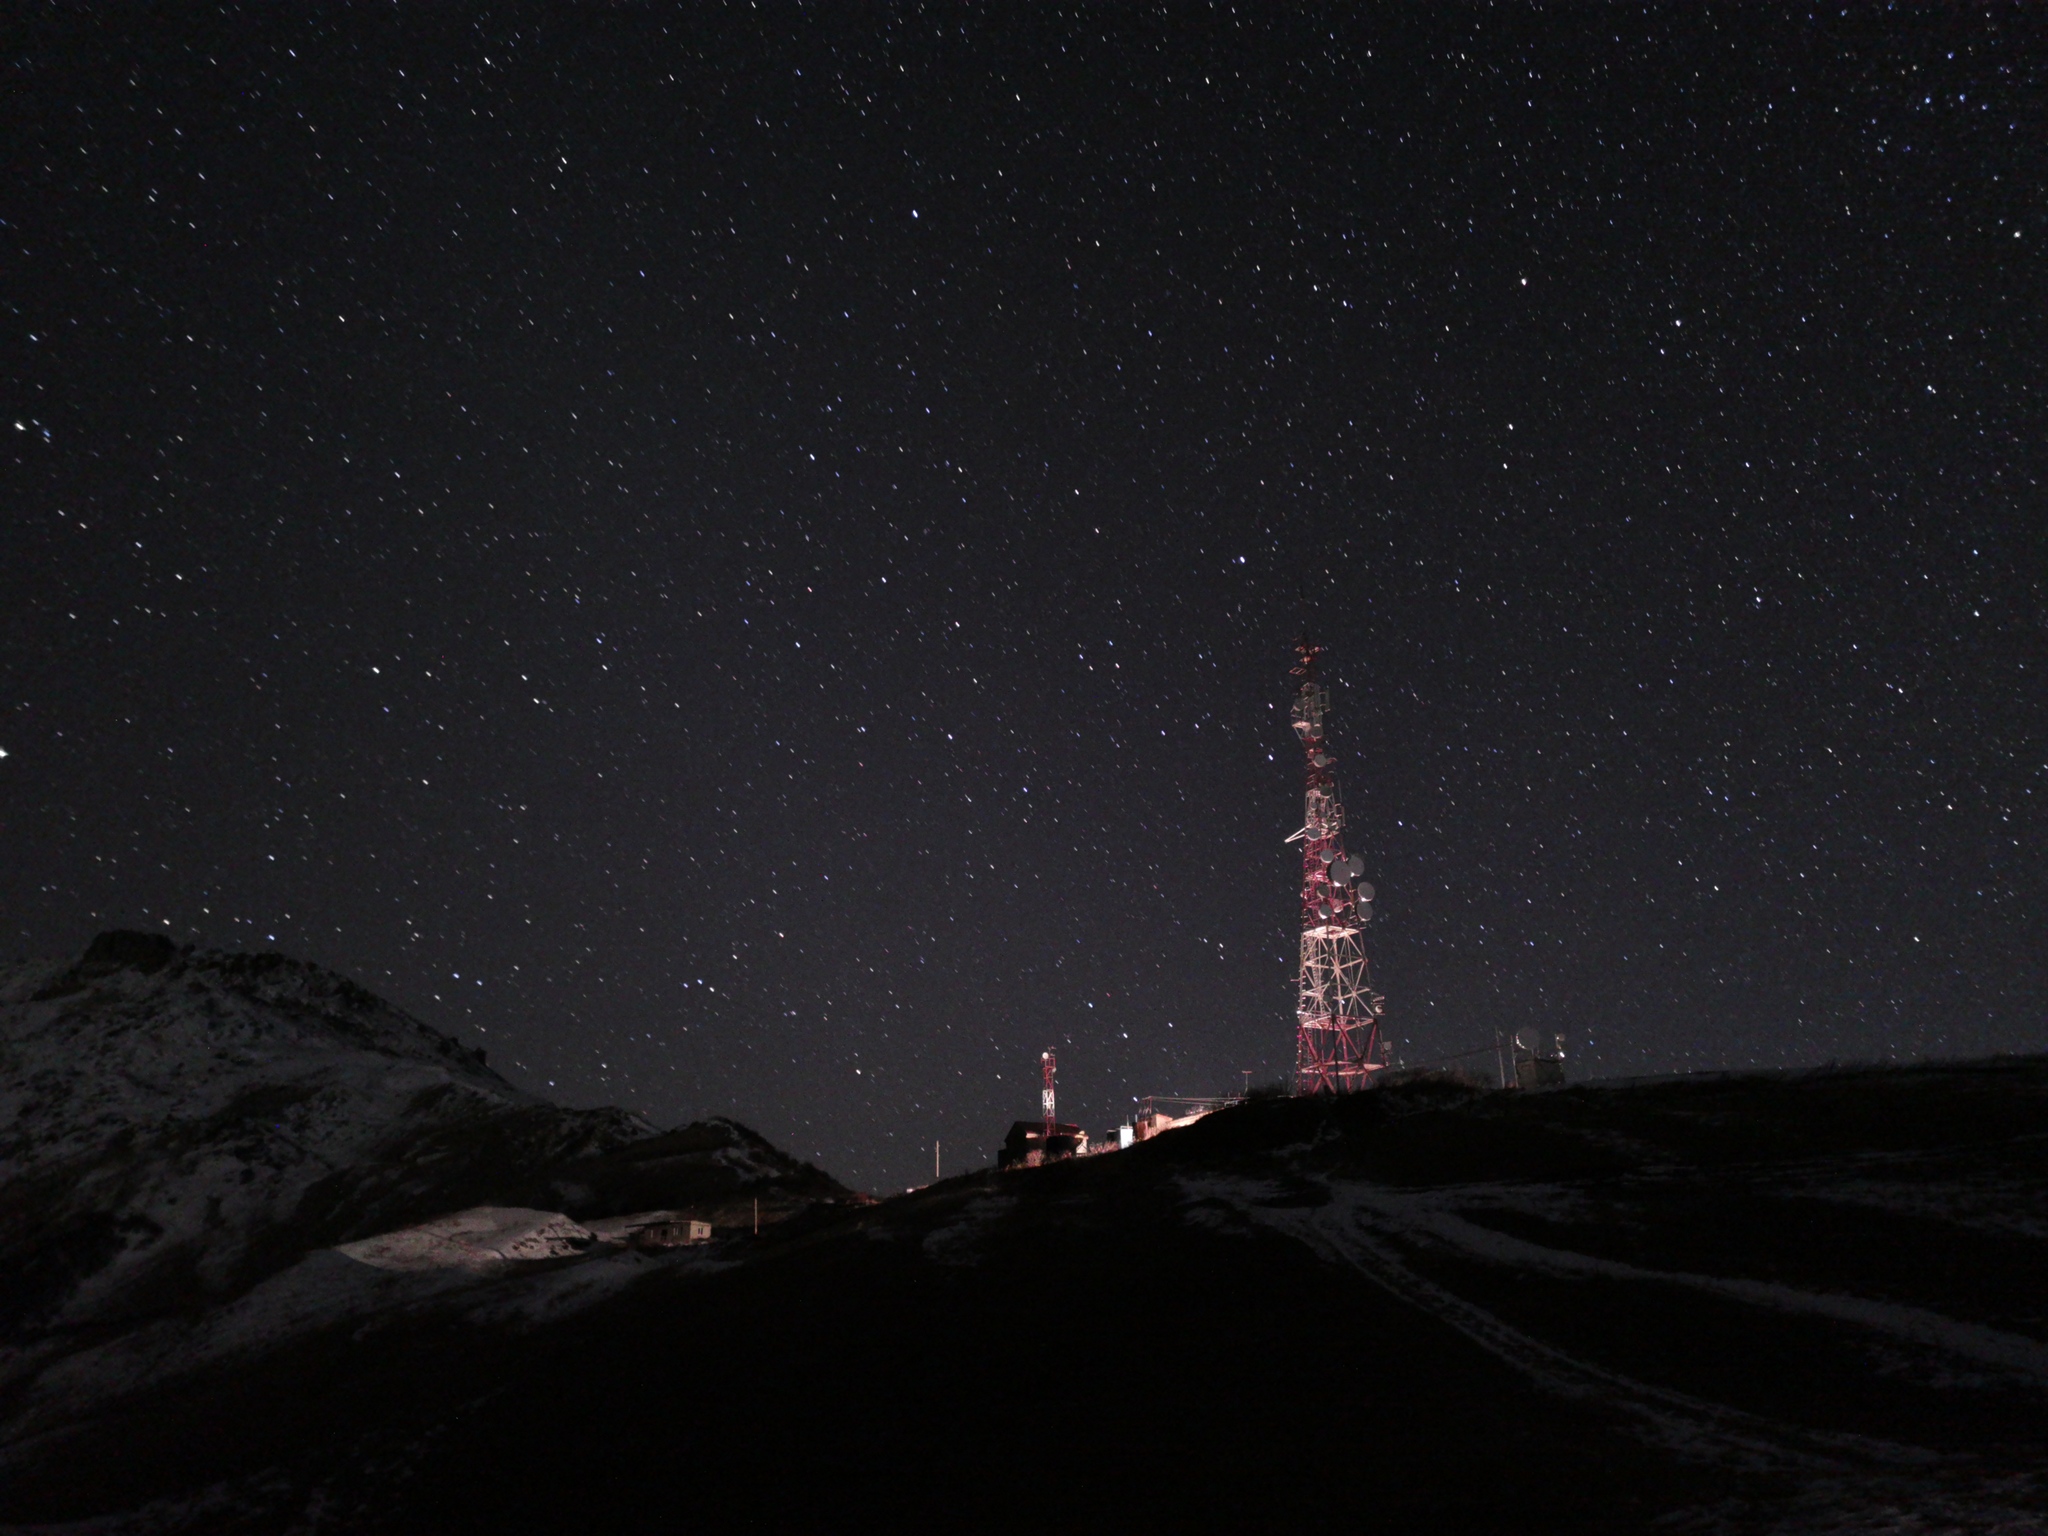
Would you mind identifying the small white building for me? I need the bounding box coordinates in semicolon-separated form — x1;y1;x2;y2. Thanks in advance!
583;1212;714;1248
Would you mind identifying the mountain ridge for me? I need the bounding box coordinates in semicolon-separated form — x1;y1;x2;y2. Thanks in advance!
0;931;853;1338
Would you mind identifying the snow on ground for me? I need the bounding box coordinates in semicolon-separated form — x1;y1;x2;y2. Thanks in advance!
1176;1165;2048;1531
0;1253;472;1443
452;1242;734;1329
1185;1169;2048;1392
919;1193;1018;1267
4;1221;732;1446
1771;1158;2048;1242
335;1207;599;1271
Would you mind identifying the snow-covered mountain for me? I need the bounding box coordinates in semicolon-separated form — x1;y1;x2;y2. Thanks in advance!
0;931;850;1335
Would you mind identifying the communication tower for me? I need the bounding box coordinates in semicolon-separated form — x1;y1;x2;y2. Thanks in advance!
1287;639;1386;1093
1041;1050;1057;1144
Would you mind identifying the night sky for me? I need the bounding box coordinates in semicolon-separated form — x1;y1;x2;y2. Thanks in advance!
7;7;2043;1192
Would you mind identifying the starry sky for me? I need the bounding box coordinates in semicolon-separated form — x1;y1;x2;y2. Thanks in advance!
6;6;2043;1192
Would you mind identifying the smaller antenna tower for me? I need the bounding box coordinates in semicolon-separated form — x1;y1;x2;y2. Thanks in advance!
1041;1050;1057;1144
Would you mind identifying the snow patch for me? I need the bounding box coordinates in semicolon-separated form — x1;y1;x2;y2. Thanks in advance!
336;1207;598;1271
921;1194;1017;1267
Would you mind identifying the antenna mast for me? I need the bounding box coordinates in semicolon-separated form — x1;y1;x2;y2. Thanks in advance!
1288;639;1386;1093
1041;1050;1057;1143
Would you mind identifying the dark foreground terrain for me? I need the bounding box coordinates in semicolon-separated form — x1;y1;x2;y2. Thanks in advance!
4;1040;2045;1533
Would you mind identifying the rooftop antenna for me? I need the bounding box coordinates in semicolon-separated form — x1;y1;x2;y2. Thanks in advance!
1287;636;1387;1093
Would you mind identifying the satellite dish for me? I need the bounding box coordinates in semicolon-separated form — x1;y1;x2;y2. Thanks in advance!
1358;903;1374;922
1320;847;1337;863
1514;1029;1540;1052
1344;856;1365;880
1356;882;1375;902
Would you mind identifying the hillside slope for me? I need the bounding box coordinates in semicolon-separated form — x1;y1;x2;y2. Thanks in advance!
0;931;852;1339
3;1053;2043;1534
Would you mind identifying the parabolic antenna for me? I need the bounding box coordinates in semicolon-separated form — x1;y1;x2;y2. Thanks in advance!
1356;882;1375;902
1514;1028;1539;1051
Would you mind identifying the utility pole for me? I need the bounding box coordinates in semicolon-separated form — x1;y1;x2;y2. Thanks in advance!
934;1139;940;1182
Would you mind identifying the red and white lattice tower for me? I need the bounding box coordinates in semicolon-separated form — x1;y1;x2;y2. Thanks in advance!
1041;1050;1057;1143
1288;639;1387;1094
